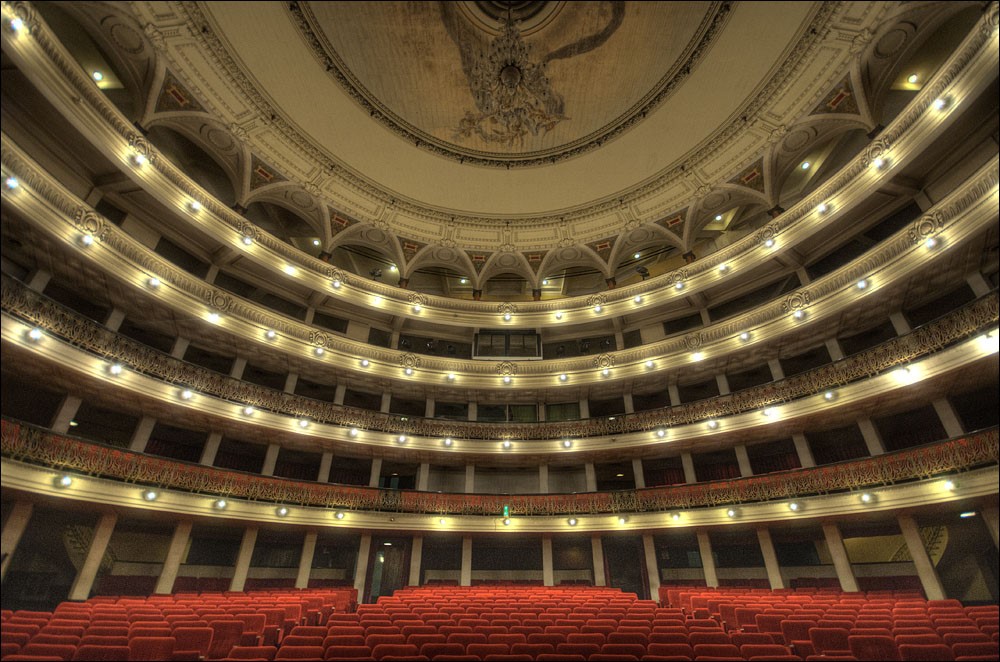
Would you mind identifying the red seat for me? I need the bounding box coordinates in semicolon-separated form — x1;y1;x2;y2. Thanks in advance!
18;643;79;660
209;621;247;659
172;626;214;658
952;641;998;658
274;645;325;660
732;633;776;647
510;642;555;657
466;642;510;658
848;635;900;661
323;645;373;660
688;632;730;646
649;632;689;645
225;645;279;660
599;642;645;657
30;636;80;647
555;642;600;658
741;643;796;658
898;643;955;661
567;633;605;646
128;636;176;661
69;645;131;661
645;642;695;658
692;642;741;658
370;642;420;660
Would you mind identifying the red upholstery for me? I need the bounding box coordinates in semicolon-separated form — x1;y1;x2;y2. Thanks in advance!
273;645;325;660
847;635;900;661
951;641;999;658
898;644;955;661
369;643;420;660
127;636;176;661
225;645;278;660
645;642;695;658
69;645;131;661
18;643;79;660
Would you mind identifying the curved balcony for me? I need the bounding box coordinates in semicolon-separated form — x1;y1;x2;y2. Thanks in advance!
3;418;996;520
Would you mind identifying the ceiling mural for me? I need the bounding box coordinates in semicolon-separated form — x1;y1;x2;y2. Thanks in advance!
289;1;730;166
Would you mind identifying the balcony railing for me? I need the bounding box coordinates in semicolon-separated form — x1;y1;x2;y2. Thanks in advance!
3;418;996;516
3;273;996;441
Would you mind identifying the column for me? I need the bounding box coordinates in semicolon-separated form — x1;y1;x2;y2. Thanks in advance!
154;520;193;594
667;384;681;407
334;385;347;405
408;536;423;586
716;374;731;395
642;533;660;601
756;527;785;590
542;536;554;587
261;443;280;476
858;418;886;456
697;530;719;588
317;452;333;483
889;312;912;336
416;463;430;491
50;395;83;435
200;432;222;466
579;399;590;420
468;402;477;421
538;464;549;493
966;272;992;297
768;359;785;381
68;513;118;600
169;337;190;359
982;505;999;549
622;393;635;414
681;453;697;484
735;445;753;477
792;433;816;467
295;531;318;589
822;523;859;592
354;535;372;596
932;399;964;438
229;527;258;592
26;269;52;292
585;463;597;491
283;373;299;395
379;393;391;413
460;536;472;587
0;501;33;581
632;458;646;488
229;356;248;379
128;416;156;452
369;458;383;488
825;338;846;361
591;536;607;587
897;514;945;600
464;465;475;493
424;399;435;419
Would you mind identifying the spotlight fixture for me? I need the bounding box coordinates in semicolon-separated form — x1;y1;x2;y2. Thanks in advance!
924;236;939;249
817;202;829;213
9;17;24;32
601;368;610;377
619;516;628;525
907;73;919;84
823;391;836;401
360;359;370;367
739;331;751;342
207;312;220;324
4;176;19;189
801;161;810;170
460;278;468;284
412;304;422;313
719;264;730;274
189;200;201;212
860;493;872;503
932;97;948;110
142;489;159;501
314;347;325;356
80;234;95;246
788;502;800;511
645;360;655;369
131;153;147;166
656;429;666;438
567;518;578;526
180;389;193;400
92;70;104;81
276;506;289;517
443;437;453;447
349;428;359;437
148;276;161;288
502;440;512;449
562;439;573;448
793;309;805;320
27;327;43;341
634;295;642;303
554;311;563;320
58;474;73;487
633;252;641;259
397;435;407;444
943;479;956;491
726;508;737;518
503;376;512;384
332;279;341;289
335;511;345;519
404;367;414;376
559;374;568;382
439;518;447;525
298;419;310;429
214;499;228;510
671;513;681;521
856;279;868;290
706;420;719;430
109;363;123;376
691;352;704;362
446;373;456;382
242;235;253;245
764;238;775;248
242;406;255;416
674;281;685;291
871;157;886;169
503;517;511;526
762;407;776;417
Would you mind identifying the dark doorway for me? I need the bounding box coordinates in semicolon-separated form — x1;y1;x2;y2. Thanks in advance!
364;537;411;602
603;535;649;599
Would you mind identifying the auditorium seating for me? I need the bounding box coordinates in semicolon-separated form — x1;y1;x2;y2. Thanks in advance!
1;586;996;660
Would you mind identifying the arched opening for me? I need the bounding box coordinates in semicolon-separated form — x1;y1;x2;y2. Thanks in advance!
244;200;323;255
146;125;238;206
330;244;401;285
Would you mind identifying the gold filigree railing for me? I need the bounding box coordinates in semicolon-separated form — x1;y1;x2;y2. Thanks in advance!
2;273;996;441
2;419;996;516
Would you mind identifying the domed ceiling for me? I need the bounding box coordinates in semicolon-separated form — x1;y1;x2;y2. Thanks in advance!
291;1;729;166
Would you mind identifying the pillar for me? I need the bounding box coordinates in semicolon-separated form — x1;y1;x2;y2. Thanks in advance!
542;536;554;587
681;453;697;484
50;395;83;435
585;463;597;491
295;531;318;589
932;399;964;438
408;536;423;586
0;501;33;581
369;458;383;488
592;536;606;586
461;536;472;586
464;464;475;493
128;415;156;452
642;533;660;601
966;272;992;297
154;520;193;594
200;432;222;466
756;527;785;589
380;393;391;413
169;337;189;359
229;356;248;380
538;464;549;493
822;523;859;592
26;269;51;292
283;372;298;395
897;514;946;600
68;513;118;600
632;458;646;488
416;463;430;491
697;530;719;588
261;443;280;476
354;535;372;597
735;445;753;477
317;452;333;483
792;433;816;468
768;359;785;381
334;384;347;405
716;374;730;395
825;338;846;361
229;527;258;592
858;418;886;456
982;505;999;549
667;384;681;407
889;312;912;336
